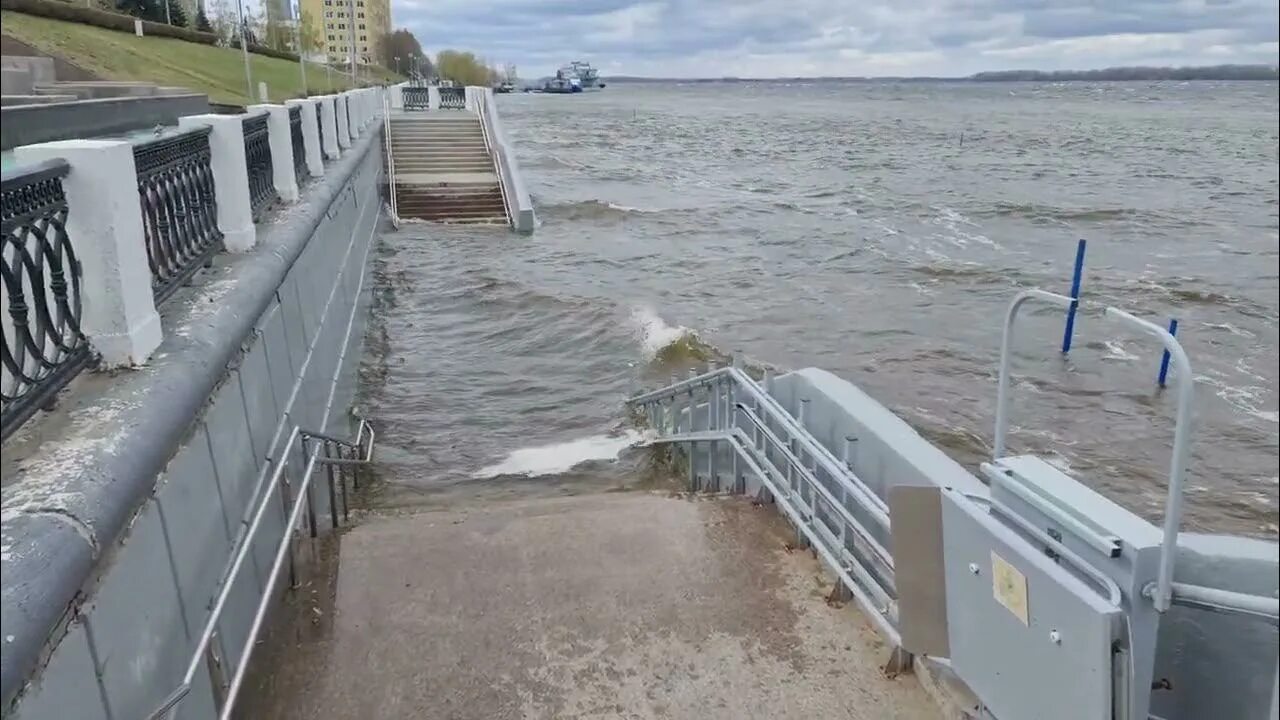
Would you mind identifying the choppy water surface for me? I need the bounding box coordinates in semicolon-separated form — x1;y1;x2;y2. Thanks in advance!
362;81;1279;537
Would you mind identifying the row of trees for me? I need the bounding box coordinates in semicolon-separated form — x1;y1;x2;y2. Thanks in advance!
436;50;509;86
104;1;511;86
113;0;209;30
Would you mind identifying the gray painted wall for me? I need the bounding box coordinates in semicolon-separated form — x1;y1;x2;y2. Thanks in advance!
0;94;210;150
3;129;383;720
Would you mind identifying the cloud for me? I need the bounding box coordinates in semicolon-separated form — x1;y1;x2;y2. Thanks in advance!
392;0;1280;77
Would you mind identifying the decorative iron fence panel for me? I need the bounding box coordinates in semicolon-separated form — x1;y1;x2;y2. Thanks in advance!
242;113;277;221
439;87;465;109
2;159;93;440
289;105;306;186
403;87;429;110
133;127;224;304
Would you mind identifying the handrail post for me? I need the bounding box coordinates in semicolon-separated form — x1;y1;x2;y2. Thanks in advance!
1104;307;1195;613
178;114;256;252
993;289;1075;459
13;141;162;367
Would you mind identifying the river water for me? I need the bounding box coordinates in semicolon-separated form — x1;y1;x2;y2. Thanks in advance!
362;81;1279;538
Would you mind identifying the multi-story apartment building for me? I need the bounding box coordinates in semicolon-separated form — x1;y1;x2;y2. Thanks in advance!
299;0;390;66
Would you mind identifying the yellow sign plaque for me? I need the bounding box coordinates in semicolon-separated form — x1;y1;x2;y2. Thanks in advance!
991;551;1029;626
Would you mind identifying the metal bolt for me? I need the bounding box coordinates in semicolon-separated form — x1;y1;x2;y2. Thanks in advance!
968;563;980;575
1049;630;1062;645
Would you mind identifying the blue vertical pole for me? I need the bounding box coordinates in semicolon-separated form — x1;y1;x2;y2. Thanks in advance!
1158;318;1179;387
1061;239;1087;353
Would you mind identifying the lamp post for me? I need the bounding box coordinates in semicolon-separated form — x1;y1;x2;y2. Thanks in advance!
294;0;307;93
394;55;401;76
236;0;253;102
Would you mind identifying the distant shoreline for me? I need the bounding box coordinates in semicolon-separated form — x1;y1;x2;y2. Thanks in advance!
603;64;1278;83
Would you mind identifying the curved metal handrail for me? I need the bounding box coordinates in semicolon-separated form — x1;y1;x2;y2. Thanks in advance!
991;289;1197;613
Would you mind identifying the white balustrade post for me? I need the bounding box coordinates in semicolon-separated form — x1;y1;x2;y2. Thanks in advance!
335;93;351;148
390;84;404;110
428;86;440;110
345;91;360;138
287;98;324;177
318;95;340;160
178;114;255;252
247;104;299;203
13;140;161;367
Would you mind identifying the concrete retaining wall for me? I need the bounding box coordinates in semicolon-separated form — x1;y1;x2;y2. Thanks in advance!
0;93;210;150
1;127;383;719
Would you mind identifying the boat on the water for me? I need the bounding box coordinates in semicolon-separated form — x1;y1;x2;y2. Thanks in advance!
539;60;606;93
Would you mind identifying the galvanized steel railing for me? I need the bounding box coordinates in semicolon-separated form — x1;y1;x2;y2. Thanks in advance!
147;419;375;720
1;159;92;441
628;359;901;646
133;127;224;304
242;113;277;221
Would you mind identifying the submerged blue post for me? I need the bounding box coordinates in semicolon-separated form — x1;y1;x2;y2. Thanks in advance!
1158;318;1179;387
1061;239;1087;353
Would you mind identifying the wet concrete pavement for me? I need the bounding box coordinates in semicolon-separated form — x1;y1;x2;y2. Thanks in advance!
241;491;941;719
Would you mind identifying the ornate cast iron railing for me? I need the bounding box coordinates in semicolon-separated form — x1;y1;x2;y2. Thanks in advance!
403;86;429;111
242;113;277;221
439;86;465;109
2;159;93;440
289;105;306;187
133;127;224;304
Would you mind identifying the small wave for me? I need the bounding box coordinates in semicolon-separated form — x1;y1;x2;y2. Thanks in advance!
472;430;646;478
541;199;658;221
630;307;721;364
1102;340;1140;362
1204;322;1257;339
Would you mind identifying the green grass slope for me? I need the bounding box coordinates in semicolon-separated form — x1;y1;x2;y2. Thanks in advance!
2;11;399;105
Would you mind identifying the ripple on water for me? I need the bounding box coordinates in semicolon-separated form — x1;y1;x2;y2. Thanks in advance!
360;82;1279;538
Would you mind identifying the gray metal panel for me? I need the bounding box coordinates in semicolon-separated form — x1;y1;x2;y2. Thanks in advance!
11;622;108;720
890;485;950;657
237;332;279;470
942;490;1119;720
86;502;188;720
154;424;233;638
206;372;259;526
994;455;1161;549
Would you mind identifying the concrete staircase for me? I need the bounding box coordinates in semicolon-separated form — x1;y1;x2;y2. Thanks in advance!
388;112;508;225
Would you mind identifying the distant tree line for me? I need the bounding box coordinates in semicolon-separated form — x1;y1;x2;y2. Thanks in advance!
971;65;1278;81
435;49;501;86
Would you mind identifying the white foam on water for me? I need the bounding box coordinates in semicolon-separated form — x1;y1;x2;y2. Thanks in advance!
631;307;692;358
1102;340;1140;361
472;430;646;479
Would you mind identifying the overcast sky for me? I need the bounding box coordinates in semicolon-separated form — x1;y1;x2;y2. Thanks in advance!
389;0;1280;78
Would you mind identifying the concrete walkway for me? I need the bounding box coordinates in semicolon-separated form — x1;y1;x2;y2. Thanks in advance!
242;493;940;719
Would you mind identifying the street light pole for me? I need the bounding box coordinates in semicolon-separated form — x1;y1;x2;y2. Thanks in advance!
236;0;253;102
294;1;307;93
347;0;357;88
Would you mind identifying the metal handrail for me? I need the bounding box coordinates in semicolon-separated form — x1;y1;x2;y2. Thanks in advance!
631;366;889;520
146;420;375;720
733;403;894;571
991;289;1197;613
646;427;902;646
629;365;903;645
471;87;513;228
382;95;400;225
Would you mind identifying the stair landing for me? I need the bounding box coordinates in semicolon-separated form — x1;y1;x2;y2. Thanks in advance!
239;493;941;719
